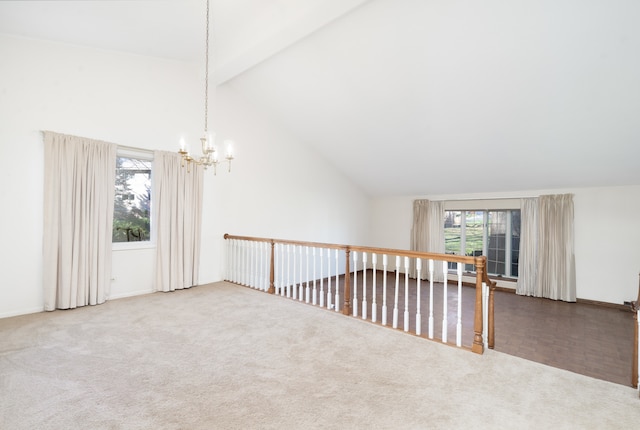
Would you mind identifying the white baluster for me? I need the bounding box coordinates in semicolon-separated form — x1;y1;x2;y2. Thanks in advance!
234;239;239;284
238;240;243;284
264;242;276;291
260;242;264;289
305;246;310;303
442;260;448;343
254;241;259;289
292;245;298;300
334;249;340;312
236;239;241;284
482;281;489;349
274;244;279;294
247;240;252;286
382;254;388;326
428;259;434;339
312;247;317;305
320;248;325;308
299;245;304;301
247;241;252;287
353;251;359;317
259;241;264;289
250;242;260;288
456;262;463;347
242;240;247;285
264;241;270;291
226;239;232;282
393;256;400;329
255;241;260;289
253;242;257;287
235;240;240;284
371;253;377;323
280;244;286;296
259;242;264;290
240;240;244;284
404;256;410;332
326;248;332;310
416;258;422;336
287;244;291;298
236;240;242;285
225;238;230;281
362;252;368;320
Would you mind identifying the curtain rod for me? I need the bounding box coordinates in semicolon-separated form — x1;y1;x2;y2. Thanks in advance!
117;144;153;154
42;131;151;152
442;196;535;201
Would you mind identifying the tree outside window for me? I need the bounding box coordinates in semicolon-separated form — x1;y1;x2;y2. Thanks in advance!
113;156;151;242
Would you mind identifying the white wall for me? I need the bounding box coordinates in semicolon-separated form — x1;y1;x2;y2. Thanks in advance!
0;34;201;317
370;186;640;305
198;85;371;283
0;34;371;317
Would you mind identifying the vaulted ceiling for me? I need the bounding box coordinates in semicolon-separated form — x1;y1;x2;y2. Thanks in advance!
2;0;639;196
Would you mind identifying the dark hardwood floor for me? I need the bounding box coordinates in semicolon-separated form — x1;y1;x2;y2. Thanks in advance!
305;270;636;387
492;290;634;386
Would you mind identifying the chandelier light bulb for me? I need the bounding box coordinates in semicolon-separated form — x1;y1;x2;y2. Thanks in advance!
224;140;234;160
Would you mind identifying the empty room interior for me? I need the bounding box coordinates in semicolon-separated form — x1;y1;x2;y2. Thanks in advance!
1;0;640;428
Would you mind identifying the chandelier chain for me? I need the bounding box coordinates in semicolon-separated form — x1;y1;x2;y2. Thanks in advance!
178;0;234;175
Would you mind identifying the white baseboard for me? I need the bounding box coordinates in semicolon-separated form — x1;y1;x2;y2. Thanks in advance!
0;291;155;320
0;306;45;319
109;289;154;300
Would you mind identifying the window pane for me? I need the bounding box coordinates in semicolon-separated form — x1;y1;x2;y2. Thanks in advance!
487;211;507;275
511;209;520;277
444;211;462;270
443;208;520;278
465;211;483;271
444;211;462;254
113;157;151;242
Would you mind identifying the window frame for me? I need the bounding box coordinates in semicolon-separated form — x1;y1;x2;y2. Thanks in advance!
112;147;155;251
444;207;520;279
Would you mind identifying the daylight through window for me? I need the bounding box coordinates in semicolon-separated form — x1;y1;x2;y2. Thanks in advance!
444;210;520;278
113;156;152;243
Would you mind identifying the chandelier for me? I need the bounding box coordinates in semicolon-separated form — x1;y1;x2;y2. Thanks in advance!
179;0;234;174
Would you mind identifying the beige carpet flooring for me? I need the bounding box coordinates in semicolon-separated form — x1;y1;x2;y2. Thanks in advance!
1;281;639;429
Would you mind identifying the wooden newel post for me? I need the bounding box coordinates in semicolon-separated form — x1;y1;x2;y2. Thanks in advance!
343;248;351;316
472;257;485;354
268;240;275;294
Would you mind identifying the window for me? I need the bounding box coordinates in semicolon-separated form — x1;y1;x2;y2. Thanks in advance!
445;209;520;278
113;153;152;244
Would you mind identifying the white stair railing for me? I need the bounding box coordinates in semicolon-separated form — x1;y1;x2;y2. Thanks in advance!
223;234;495;355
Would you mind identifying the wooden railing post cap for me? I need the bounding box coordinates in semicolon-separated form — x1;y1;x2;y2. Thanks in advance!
224;233;229;239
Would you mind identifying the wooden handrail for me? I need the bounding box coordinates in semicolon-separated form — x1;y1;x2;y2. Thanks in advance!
224;233;495;354
224;233;480;265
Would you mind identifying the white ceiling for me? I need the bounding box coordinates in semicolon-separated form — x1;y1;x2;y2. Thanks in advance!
2;0;640;196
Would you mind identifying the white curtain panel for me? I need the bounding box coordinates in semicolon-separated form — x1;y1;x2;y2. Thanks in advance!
537;193;576;302
154;151;204;292
43;131;116;310
410;199;445;281
428;200;445;282
410;199;429;279
516;198;539;296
